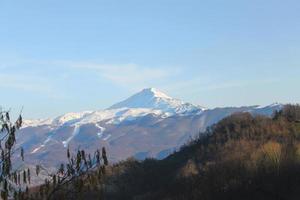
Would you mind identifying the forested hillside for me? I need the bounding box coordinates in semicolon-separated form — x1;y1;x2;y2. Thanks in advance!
29;105;300;200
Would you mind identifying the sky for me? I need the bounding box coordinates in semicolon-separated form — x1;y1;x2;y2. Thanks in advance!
0;0;300;119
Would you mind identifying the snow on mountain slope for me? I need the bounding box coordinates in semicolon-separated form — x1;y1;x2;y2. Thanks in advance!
74;108;166;125
17;88;285;170
23;108;168;128
250;103;284;116
22;88;283;130
23;88;204;128
52;111;93;126
109;88;204;114
23;111;93;128
62;124;81;147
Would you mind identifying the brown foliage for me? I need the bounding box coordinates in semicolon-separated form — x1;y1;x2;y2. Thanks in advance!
100;105;300;200
26;104;300;200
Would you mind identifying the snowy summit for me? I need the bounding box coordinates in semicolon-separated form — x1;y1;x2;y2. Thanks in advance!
109;88;203;114
23;88;204;128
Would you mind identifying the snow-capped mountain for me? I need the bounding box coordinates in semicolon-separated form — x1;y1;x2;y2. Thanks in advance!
18;88;284;169
23;88;205;128
110;88;204;114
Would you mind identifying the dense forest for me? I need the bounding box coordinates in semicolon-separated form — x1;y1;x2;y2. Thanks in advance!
14;105;300;199
99;104;300;200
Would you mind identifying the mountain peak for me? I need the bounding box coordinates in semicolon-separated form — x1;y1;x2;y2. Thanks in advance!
139;88;172;99
109;88;202;114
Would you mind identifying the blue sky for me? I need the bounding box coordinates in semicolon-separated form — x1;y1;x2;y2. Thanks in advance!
0;0;299;119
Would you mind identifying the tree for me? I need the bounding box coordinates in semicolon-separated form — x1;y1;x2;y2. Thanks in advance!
274;104;300;122
34;147;108;200
0;109;29;199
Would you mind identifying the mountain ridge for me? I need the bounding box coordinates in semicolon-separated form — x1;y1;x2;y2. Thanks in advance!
23;88;282;128
23;88;204;128
17;88;284;169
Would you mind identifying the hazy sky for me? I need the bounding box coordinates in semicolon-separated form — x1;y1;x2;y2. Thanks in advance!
0;0;300;119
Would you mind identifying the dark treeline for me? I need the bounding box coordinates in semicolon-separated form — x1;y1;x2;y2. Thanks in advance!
96;104;300;200
28;104;300;200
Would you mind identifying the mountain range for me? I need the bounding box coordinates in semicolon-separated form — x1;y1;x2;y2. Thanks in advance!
17;88;283;167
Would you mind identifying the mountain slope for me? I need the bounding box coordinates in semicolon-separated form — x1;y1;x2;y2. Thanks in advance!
100;105;300;200
23;88;204;128
35;105;300;200
109;88;204;114
18;88;283;168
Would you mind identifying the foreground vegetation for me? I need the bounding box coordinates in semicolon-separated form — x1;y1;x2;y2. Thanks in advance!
99;104;300;200
23;105;300;199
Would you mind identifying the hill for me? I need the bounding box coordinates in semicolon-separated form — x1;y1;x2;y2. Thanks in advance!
30;104;300;200
18;88;282;169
